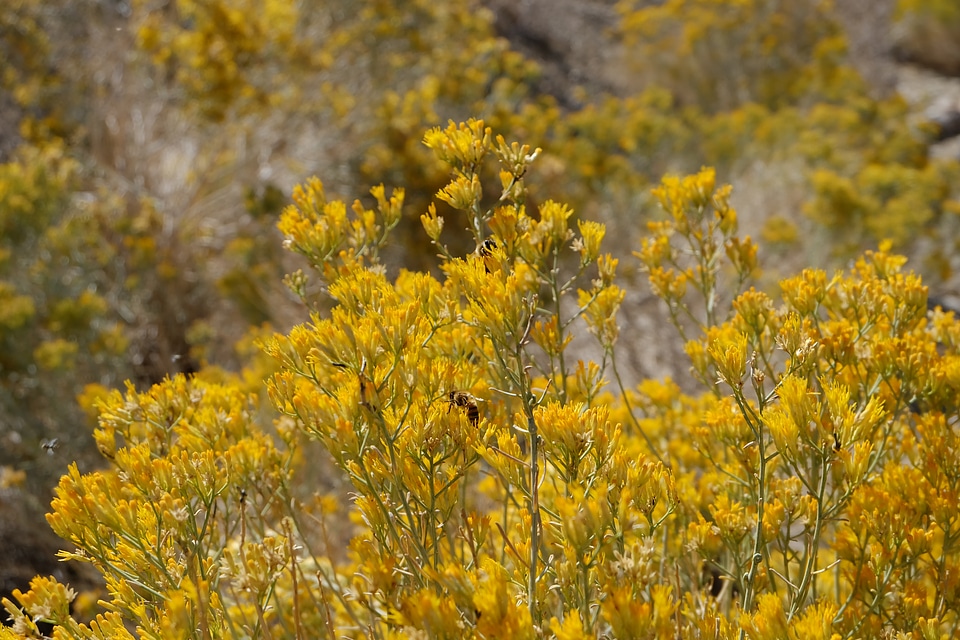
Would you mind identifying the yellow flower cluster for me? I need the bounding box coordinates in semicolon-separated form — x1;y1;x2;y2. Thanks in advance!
8;121;960;639
134;0;313;121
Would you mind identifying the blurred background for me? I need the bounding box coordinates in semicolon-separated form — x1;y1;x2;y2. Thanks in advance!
2;0;960;607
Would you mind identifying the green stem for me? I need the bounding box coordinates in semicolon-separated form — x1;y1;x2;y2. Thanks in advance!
551;264;569;405
526;407;542;623
738;390;769;636
789;450;829;619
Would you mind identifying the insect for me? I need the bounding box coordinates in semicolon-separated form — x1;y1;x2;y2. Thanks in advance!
359;373;380;413
41;438;61;455
448;391;480;427
357;359;382;414
478;238;498;257
477;238;500;274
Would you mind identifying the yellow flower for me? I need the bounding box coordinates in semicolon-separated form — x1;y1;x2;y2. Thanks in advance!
576;219;606;265
732;287;774;334
579;285;625;349
495;134;541;176
788;600;839;640
436;174;482;211
549;613;589;640
472;558;534;640
421;202;445;242
780;269;828;316
423;119;492;170
5;576;76;627
740;593;789;640
708;329;748;388
709;494;750;546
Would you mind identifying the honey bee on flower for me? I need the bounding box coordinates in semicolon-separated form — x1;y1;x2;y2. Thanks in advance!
358;360;381;414
448;391;481;426
476;237;502;274
478;238;497;257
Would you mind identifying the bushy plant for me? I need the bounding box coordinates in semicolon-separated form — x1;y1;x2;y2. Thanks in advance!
0;134;231;531
0;143;125;485
894;0;960;74
6;121;960;638
97;0;960;297
4;0;960;636
617;0;855;113
613;0;960;285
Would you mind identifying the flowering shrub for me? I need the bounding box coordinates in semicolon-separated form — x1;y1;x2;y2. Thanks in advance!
617;0;855;113
0;143;133;489
6;4;960;635
894;0;960;74
5;120;960;638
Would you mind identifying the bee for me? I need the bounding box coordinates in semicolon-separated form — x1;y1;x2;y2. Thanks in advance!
357;359;382;414
41;438;61;455
478;238;498;257
476;238;501;274
359;373;381;413
448;391;480;427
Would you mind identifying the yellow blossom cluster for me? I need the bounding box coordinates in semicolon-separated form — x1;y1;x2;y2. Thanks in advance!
6;121;960;639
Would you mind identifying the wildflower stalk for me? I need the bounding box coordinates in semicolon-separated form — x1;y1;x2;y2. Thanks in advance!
526;406;542;623
735;386;769;627
549;263;569;404
282;518;304;640
789;449;828;618
285;506;360;632
514;308;545;623
740;488;767;616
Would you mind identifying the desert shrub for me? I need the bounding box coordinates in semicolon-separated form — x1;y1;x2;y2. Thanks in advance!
617;0;856;113
3;0;960;634
6;121;960;638
612;0;960;287
0;135;230;517
0;143;116;488
123;0;960;290
0;1;64;147
805;160;960;251
133;0;318;123
894;0;960;74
